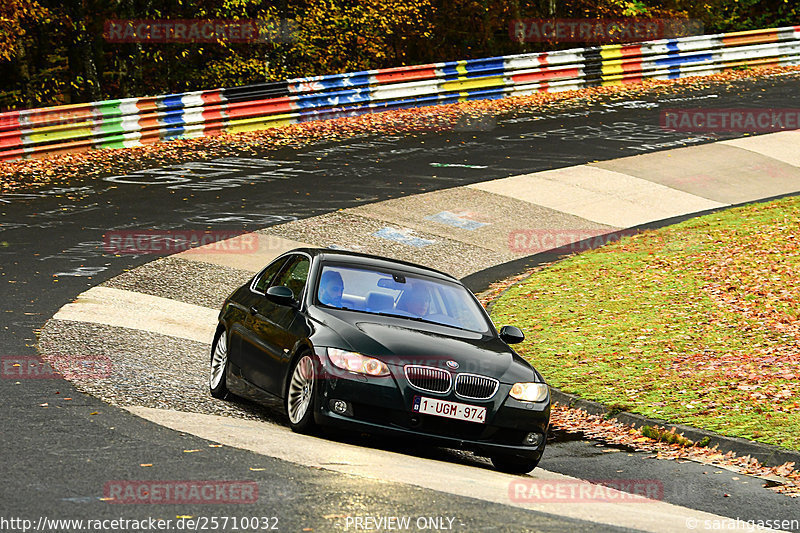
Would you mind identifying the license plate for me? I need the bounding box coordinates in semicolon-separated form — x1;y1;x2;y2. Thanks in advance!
412;396;486;424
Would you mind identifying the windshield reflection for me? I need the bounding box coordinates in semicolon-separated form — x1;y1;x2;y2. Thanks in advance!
316;264;491;334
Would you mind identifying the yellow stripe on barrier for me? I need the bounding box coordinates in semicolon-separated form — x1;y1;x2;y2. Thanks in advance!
226;113;298;133
23;138;95;158
601;60;625;76
598;68;646;86
441;76;505;92
27;123;95;144
600;45;624;60
456;61;468;77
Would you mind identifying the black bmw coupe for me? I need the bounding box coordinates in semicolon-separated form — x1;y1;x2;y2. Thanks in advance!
209;248;550;473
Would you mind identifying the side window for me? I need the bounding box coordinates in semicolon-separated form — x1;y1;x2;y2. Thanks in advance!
253;258;287;294
271;255;310;300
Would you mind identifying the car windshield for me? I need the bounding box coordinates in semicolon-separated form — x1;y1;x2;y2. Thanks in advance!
316;264;491;334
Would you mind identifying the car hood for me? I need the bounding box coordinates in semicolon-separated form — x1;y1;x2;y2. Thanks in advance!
311;308;538;383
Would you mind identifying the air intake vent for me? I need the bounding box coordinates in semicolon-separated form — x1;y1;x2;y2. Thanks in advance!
455;373;499;400
404;365;451;394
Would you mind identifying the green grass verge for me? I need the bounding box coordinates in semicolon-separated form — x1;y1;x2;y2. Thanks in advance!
491;195;800;450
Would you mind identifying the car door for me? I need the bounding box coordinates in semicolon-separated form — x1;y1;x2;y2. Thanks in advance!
228;256;287;382
240;253;310;396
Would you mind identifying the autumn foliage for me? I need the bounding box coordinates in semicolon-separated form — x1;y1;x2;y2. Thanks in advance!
1;0;797;110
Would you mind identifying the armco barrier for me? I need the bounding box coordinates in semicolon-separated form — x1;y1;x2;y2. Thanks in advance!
1;25;799;161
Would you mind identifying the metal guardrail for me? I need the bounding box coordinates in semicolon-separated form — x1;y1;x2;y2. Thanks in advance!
1;25;799;161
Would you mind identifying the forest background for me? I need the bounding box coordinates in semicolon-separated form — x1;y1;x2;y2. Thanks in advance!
1;0;797;111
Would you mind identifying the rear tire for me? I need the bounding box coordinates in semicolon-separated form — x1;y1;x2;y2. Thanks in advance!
209;329;231;400
286;353;318;434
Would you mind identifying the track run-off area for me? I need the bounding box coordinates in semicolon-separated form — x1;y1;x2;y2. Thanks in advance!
2;72;800;532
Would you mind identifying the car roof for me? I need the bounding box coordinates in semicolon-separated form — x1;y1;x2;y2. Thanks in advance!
289;247;458;283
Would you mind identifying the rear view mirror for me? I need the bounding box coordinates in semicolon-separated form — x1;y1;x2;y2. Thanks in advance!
377;277;405;290
266;285;295;306
499;325;525;344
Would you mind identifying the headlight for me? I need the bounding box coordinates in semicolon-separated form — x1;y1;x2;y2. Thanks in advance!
509;382;548;402
327;348;390;377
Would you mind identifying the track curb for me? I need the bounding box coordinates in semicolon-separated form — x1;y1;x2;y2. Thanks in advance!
548;388;800;468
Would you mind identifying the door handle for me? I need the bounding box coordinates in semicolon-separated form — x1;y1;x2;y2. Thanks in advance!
249;306;258;315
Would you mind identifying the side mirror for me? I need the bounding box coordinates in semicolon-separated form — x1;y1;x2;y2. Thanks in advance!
266;285;296;307
499;325;525;344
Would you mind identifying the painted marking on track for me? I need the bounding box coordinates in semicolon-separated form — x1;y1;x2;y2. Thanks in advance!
326;243;364;252
372;227;435;248
429;162;488;169
424;211;488;231
184;213;297;225
0;186;95;205
53;266;109;277
61;496;101;504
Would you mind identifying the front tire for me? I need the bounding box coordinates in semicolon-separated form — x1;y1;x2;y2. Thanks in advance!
491;454;542;474
209;329;231;400
286;353;318;433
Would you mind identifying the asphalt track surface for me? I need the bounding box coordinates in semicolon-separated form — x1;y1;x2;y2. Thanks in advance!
2;73;800;531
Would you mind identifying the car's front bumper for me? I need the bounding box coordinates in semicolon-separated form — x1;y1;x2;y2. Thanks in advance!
313;349;550;460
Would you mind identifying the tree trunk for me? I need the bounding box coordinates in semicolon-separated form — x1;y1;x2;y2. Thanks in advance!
64;0;102;103
79;32;102;101
16;40;34;108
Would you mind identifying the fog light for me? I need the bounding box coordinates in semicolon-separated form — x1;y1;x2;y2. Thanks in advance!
524;432;543;447
331;399;349;414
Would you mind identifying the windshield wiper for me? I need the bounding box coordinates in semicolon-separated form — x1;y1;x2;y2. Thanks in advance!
373;311;424;321
372;312;470;331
